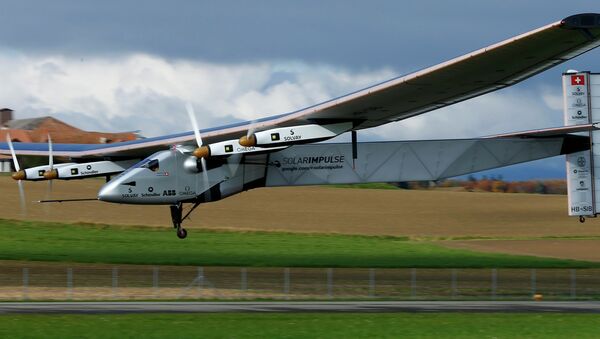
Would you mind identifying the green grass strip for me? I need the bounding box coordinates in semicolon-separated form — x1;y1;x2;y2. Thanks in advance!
1;313;600;338
0;219;596;268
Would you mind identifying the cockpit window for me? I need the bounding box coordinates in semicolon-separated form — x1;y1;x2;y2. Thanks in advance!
141;159;160;172
131;158;151;169
114;153;163;179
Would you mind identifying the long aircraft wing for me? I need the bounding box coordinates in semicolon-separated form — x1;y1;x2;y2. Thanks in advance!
2;13;600;159
485;123;600;138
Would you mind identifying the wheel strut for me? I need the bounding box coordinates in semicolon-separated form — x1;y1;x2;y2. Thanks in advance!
170;202;187;239
170;202;183;229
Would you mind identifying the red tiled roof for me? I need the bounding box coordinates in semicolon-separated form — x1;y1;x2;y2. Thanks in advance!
1;117;136;144
0;129;32;143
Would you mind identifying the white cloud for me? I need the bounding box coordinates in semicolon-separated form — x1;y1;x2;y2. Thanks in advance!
0;52;395;137
360;87;564;141
0;51;566;141
540;84;564;112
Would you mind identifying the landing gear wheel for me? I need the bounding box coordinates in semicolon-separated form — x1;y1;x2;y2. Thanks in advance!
177;228;188;239
170;202;200;239
580;216;586;223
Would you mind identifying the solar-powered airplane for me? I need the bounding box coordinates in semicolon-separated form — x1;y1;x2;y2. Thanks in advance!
3;13;600;239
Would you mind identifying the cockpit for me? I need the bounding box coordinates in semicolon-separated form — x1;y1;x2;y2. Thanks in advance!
141;158;160;172
98;150;178;203
119;152;167;178
128;157;160;172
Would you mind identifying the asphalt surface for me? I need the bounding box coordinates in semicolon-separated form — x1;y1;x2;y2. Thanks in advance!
2;301;600;314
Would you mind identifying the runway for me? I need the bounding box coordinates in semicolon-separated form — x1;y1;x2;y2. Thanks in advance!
2;301;600;314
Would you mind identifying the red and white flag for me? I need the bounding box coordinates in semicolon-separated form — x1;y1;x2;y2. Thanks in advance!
571;75;586;86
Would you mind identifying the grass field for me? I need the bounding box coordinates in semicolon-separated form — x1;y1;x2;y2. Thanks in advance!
0;219;596;268
2;313;600;338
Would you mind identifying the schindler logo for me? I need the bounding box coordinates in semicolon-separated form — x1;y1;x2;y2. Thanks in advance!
571;109;587;120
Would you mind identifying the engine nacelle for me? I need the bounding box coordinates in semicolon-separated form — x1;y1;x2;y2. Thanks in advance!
18;163;75;181
191;140;286;159
239;122;352;147
48;160;138;180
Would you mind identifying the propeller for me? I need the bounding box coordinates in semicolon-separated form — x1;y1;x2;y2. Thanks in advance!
246;119;257;140
239;123;257;147
186;105;254;185
43;134;55;203
229;119;258;176
48;134;53;169
186;103;210;193
187;104;211;159
43;134;58;180
6;134;26;216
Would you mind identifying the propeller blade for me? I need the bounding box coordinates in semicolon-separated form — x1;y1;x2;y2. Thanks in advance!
228;120;258;176
246;120;256;138
6;134;20;172
42;179;53;214
186;103;203;147
200;157;210;194
184;103;211;192
17;180;26;216
226;153;243;177
48;133;53;170
45;134;56;201
7;134;27;215
46;180;53;197
42;134;58;180
239;119;258;147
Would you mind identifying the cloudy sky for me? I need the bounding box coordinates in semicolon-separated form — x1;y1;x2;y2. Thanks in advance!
1;1;599;178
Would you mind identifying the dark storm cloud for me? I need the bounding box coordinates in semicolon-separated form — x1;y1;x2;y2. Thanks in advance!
1;0;599;70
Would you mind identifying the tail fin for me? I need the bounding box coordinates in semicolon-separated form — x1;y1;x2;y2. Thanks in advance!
564;71;597;219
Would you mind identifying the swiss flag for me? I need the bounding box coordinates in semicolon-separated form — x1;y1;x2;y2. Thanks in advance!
571;75;586;86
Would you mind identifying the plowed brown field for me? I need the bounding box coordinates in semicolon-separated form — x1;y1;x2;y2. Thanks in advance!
1;176;598;238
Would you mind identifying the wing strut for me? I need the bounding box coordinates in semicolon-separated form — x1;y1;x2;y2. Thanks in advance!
38;198;98;203
351;130;358;169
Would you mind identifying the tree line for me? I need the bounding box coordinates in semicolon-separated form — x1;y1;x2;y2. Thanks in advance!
395;176;567;194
